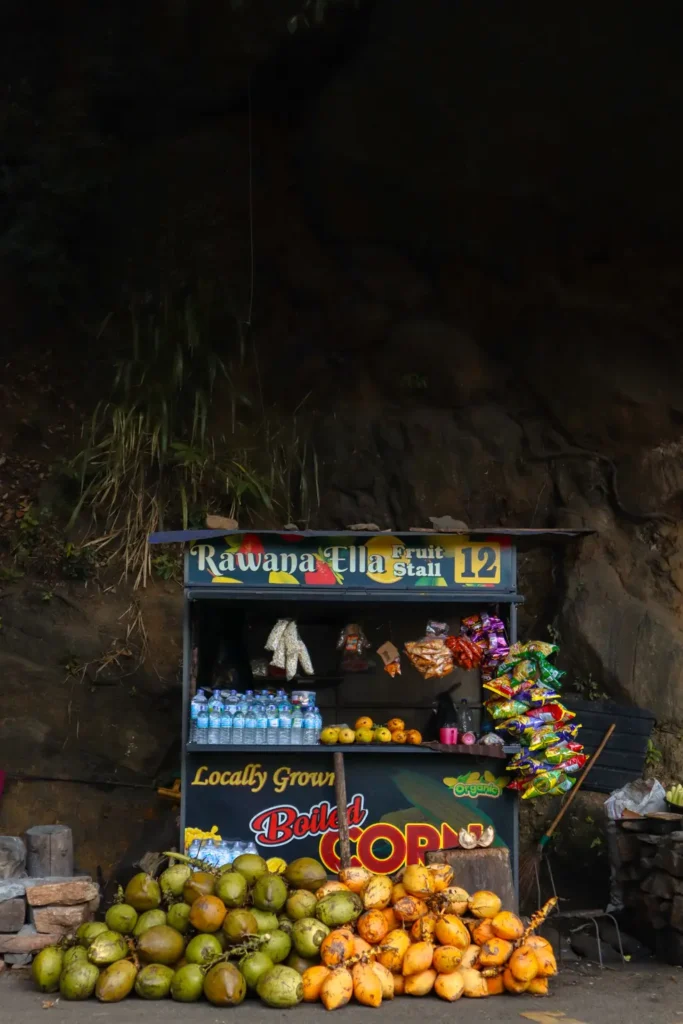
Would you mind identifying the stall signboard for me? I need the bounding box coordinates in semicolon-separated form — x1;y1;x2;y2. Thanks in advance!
185;752;515;875
187;533;514;592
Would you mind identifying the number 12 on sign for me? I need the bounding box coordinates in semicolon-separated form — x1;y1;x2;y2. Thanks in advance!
454;543;501;584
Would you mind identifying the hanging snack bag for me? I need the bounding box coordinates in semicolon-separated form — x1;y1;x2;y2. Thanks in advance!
338;623;372;672
445;635;484;670
377;640;401;677
405;622;454;679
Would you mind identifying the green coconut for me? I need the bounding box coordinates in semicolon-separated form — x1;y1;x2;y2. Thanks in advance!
214;871;248;908
135;963;175;1000
185;932;223;966
133;908;166;938
292;917;329;958
87;930;129;966
32;946;64;993
259;928;292;964
182;871;215;905
167;902;192;934
203;962;246;1007
63;945;89;968
285;952;318;975
124;873;161;912
252;873;288;913
159;863;192;897
286;889;318;921
77;921;108;948
315;890;363;928
232;853;268;886
239;951;274;990
284;857;327;893
137;925;185;966
96;960;138;1002
257;965;304;1008
222;908;258;944
60;961;100;1000
171;963;205;1002
105;903;138;935
251;908;279;934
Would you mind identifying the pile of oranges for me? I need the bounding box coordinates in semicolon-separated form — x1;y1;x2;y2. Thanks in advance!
301;861;558;1008
320;717;423;746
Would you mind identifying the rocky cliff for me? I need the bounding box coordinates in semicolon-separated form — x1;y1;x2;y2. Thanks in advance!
2;0;683;880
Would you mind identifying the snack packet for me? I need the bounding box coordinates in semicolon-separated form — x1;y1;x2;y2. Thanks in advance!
445;635;484;670
521;771;576;799
485;698;530;721
507;640;559;660
522;703;576;726
483;674;516;698
405;638;454;679
525;723;581;751
510;681;559;707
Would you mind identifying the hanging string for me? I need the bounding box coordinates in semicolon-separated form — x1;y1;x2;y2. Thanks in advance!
245;72;255;329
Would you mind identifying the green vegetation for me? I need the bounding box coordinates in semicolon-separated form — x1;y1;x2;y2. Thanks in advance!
71;295;319;586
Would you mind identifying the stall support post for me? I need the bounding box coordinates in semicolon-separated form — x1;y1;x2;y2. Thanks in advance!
180;595;191;852
333;752;352;869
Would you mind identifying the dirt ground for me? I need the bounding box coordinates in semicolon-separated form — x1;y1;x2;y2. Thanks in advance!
2;961;682;1024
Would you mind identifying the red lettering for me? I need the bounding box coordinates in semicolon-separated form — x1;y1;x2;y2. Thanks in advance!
319;827;363;873
467;823;483;840
441;824;460;849
310;806;321;832
405;824;441;865
293;815;310;838
348;794;365;826
250;806;297;845
357;824;405;874
329;807;338;831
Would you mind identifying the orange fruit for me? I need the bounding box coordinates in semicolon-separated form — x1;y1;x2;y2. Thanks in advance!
355;716;373;730
405;729;422;745
391;730;407;744
386;718;405;733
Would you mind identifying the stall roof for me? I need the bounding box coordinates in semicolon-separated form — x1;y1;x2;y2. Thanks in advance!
149;527;593;545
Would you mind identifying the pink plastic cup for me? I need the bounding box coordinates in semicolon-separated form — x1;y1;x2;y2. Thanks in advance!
439;726;459;745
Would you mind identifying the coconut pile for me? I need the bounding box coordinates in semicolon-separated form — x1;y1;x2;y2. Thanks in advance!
30;853;557;1007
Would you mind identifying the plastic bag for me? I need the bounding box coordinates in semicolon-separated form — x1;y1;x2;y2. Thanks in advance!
604;778;666;821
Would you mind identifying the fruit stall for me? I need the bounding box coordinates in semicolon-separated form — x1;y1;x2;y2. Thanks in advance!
146;527;588;904
28;527;590;1008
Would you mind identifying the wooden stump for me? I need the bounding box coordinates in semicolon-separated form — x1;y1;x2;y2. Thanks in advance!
25;826;73;878
426;847;516;911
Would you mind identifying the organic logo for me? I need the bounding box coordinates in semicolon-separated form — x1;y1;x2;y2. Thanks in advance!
442;771;507;799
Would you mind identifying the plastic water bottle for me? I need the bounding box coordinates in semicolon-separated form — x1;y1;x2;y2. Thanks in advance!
279;703;292;745
291;705;304;745
189;689;207;743
303;707;317;745
232;703;245;745
244;705;257;744
312;706;322;743
266;703;279;746
207;691;223;745
220;699;232;745
255;701;267;745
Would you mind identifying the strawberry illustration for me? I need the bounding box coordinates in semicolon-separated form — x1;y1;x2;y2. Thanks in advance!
238;533;265;555
305;549;343;585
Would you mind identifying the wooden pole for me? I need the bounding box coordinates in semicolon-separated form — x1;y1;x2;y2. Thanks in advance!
333;752;351;870
25;825;73;878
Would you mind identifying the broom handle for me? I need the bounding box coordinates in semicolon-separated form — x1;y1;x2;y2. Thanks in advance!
333;751;352;869
541;722;616;846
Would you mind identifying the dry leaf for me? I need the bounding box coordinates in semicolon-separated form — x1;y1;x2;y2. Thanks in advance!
429;515;469;532
346;522;380;531
42;1001;55;1009
205;515;238;531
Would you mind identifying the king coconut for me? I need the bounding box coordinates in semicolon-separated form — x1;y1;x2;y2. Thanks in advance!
32;852;558;1006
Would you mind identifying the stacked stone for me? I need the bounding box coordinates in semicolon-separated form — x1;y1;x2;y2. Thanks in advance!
0;836;99;971
618;828;683;963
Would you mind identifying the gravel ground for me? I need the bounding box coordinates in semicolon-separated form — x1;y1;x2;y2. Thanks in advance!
3;961;682;1024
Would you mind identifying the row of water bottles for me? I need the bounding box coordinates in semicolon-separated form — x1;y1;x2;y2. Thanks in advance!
190;689;323;746
187;838;259;867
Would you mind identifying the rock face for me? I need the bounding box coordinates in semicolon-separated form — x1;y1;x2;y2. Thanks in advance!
3;0;683;876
